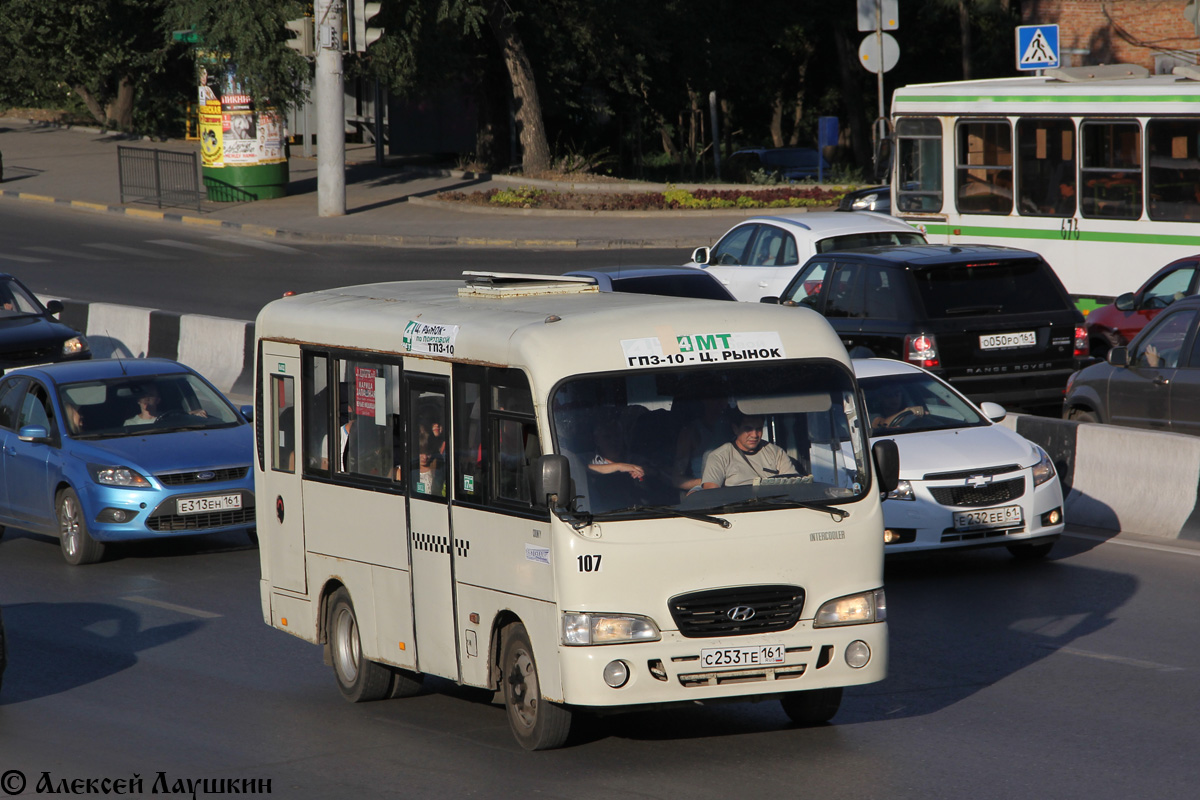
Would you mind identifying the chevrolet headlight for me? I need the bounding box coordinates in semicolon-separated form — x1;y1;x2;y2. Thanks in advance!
813;589;886;628
562;613;661;645
62;336;89;356
90;464;152;488
1032;446;1056;487
887;479;915;501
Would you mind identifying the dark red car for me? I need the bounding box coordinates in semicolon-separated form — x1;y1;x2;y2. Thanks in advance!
1085;255;1200;358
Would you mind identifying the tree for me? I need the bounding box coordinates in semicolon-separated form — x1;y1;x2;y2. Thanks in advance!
0;0;170;130
162;0;311;112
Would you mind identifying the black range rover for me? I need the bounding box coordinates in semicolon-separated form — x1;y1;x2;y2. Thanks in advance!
763;244;1088;408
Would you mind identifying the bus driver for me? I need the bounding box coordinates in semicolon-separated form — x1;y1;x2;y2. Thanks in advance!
697;410;804;489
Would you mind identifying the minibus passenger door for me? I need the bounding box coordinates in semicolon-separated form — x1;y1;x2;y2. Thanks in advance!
405;373;459;681
260;346;307;594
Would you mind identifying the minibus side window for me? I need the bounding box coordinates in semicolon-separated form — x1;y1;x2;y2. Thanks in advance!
495;418;539;505
453;376;485;502
302;353;331;476
270;375;295;473
335;359;403;484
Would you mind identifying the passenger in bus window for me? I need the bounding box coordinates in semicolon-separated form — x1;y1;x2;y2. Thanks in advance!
672;395;730;491
414;428;445;496
587;415;645;481
698;410;805;490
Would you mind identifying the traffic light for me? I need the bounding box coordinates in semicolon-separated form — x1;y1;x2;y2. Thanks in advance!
348;0;383;52
285;17;314;57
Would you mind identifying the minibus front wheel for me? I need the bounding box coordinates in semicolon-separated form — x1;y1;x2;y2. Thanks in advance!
780;686;842;725
501;622;572;750
328;587;392;703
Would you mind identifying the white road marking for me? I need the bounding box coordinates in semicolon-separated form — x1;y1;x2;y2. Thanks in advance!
122;595;222;619
1054;645;1184;672
1066;530;1200;558
208;235;305;254
0;254;50;263
146;238;244;256
86;243;180;259
24;246;113;260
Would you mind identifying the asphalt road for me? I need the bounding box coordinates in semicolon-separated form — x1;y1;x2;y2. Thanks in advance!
3;201;1199;798
2;526;1198;799
0;202;690;320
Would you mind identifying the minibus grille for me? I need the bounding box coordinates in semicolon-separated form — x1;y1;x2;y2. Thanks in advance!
929;477;1025;507
669;585;804;638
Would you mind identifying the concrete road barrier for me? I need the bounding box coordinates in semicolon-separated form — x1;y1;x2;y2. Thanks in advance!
1001;414;1200;542
40;296;254;401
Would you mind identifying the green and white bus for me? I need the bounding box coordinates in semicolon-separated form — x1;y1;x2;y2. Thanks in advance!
891;65;1200;304
253;272;897;750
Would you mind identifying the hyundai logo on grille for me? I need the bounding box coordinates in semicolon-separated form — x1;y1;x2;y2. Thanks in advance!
967;474;992;490
196;471;216;481
727;606;756;622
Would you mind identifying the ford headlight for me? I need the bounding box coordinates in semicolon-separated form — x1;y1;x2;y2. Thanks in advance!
1032;446;1056;486
813;589;886;628
62;336;89;356
90;464;152;488
887;479;914;501
562;613;661;645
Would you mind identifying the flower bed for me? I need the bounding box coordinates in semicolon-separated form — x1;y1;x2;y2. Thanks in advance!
435;184;845;211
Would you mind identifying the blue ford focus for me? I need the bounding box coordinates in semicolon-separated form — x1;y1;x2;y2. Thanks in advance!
0;358;254;565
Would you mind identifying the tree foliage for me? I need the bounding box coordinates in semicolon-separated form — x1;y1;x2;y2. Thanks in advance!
0;0;1021;176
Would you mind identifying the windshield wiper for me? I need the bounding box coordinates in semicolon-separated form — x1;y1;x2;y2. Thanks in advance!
719;493;851;522
600;504;731;528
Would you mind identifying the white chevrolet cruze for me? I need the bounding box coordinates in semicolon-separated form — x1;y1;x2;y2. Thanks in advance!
688;211;926;301
853;358;1064;559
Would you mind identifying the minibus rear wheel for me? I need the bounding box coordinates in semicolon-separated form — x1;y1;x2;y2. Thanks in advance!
501;622;572;750
780;687;842;725
328;587;392;703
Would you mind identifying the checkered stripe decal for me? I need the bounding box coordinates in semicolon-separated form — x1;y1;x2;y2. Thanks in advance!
412;532;450;554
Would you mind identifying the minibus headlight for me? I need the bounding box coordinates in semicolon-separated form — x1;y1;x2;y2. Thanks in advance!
887;480;914;501
561;613;661;645
813;589;887;628
1032;446;1056;487
89;464;152;488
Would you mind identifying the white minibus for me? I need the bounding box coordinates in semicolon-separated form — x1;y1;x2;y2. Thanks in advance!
254;272;897;749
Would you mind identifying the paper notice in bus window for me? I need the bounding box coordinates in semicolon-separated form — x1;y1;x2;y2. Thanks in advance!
403;320;459;356
621;332;786;368
355;367;376;417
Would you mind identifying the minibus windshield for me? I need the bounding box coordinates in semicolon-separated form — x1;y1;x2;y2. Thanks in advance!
551;361;868;517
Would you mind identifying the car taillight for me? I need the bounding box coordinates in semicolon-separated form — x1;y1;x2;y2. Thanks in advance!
1074;325;1089;358
904;333;939;368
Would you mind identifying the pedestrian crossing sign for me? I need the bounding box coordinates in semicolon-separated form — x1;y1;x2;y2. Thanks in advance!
1016;24;1059;70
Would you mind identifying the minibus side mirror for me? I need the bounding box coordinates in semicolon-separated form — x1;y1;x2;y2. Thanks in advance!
872;439;899;496
534;454;572;510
